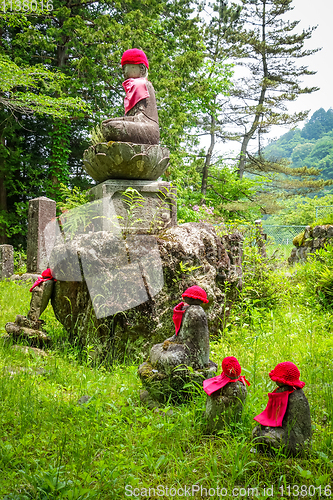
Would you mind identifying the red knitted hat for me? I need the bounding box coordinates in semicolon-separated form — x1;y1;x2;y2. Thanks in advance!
121;49;149;69
269;362;305;389
182;285;209;304
222;356;241;378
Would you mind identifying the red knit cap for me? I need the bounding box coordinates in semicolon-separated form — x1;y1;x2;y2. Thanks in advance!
269;362;305;389
222;356;241;378
182;285;209;304
121;49;149;69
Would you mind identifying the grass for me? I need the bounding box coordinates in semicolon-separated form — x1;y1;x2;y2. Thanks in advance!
0;264;333;499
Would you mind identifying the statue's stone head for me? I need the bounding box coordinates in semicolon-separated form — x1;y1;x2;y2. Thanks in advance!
121;48;149;79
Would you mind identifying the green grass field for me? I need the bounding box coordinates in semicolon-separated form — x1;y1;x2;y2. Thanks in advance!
0;262;333;499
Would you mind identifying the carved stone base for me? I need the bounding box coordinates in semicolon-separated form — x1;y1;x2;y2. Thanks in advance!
138;360;217;404
205;381;247;433
83;142;170;182
89;179;177;234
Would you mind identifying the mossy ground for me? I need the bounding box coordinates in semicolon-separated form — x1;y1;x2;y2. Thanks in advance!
0;266;333;499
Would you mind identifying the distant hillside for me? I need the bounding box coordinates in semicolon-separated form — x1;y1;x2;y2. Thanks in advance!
264;108;333;182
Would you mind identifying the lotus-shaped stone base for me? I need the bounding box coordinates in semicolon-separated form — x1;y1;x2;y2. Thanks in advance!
83;141;170;182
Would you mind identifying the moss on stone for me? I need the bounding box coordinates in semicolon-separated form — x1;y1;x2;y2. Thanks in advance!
293;231;305;247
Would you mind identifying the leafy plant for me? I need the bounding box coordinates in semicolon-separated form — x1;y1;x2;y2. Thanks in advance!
172;261;203;283
13;247;27;274
120;187;145;237
294;244;333;308
58;184;91;214
90;123;106;146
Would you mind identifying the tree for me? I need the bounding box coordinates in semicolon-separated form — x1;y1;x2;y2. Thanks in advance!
219;0;319;178
0;53;88;243
197;0;240;200
0;2;206;244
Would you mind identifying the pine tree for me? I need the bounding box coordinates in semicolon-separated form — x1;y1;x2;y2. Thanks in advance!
197;0;240;200
220;0;320;179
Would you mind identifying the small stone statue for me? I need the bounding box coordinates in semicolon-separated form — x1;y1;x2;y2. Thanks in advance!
138;286;217;404
101;49;160;145
203;356;250;432
253;362;312;455
5;268;55;345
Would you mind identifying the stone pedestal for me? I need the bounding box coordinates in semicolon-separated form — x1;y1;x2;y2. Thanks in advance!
89;179;177;234
205;382;248;432
27;197;57;273
83;142;169;182
50;223;243;358
0;244;14;279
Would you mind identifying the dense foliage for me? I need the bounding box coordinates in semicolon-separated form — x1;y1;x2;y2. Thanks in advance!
0;0;324;246
264;108;333;186
214;0;319;178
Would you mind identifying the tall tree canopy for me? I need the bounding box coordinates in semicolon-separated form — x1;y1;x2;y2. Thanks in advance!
218;0;319;178
0;1;206;244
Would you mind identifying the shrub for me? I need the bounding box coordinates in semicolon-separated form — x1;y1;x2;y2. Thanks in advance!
293;244;333;308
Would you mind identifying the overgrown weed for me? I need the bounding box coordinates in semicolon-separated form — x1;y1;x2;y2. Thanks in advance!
1;241;333;497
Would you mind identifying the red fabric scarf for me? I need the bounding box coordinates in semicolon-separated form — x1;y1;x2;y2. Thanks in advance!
172;302;187;335
203;372;250;396
30;268;56;292
123;77;150;114
253;388;294;427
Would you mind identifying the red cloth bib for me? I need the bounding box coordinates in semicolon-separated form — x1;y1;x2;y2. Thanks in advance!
30;268;56;292
172;302;187;335
203;372;250;396
123;77;149;114
253;389;294;427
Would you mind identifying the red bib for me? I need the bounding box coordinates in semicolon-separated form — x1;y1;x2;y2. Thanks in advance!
254;389;294;427
123;78;149;114
172;302;187;335
30;268;56;292
203;373;250;396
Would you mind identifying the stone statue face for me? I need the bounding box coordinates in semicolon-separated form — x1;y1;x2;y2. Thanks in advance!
123;64;142;79
123;63;148;80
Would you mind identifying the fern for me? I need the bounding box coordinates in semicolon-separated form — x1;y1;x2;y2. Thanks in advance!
90;123;107;145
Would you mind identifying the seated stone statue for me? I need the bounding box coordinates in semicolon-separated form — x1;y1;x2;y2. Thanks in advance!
101;49;160;145
5;269;55;345
203;356;250;432
138;286;217;404
252;362;312;455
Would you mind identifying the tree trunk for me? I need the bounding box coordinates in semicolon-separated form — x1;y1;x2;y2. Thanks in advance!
201;114;216;201
49;34;70;193
0;132;8;244
237;0;268;179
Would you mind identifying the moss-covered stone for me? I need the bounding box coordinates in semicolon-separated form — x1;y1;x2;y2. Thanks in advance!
51;223;243;359
293;231;305;247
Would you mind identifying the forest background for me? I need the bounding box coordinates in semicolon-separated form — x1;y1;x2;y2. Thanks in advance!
1;0;333;249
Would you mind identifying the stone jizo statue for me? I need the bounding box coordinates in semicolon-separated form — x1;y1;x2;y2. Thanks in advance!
101;49;160;145
203;356;250;432
138;285;217;404
253;362;312;455
5;268;55;344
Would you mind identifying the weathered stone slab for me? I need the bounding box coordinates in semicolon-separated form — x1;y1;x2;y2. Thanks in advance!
0;244;14;280
51;223;243;358
205;381;248;432
88;179;177;234
5;322;51;346
27;197;56;273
